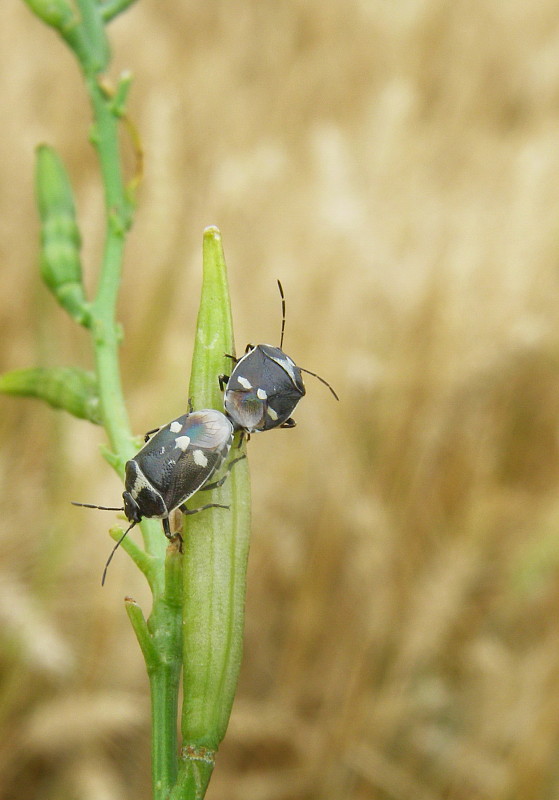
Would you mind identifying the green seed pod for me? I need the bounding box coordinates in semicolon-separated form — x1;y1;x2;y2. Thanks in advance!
0;366;101;424
177;227;251;786
35;145;90;327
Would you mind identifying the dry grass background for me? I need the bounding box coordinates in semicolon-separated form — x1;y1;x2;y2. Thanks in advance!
2;1;559;798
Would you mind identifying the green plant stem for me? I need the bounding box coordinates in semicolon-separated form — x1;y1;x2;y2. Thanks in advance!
78;23;180;798
85;71;165;563
75;0;110;71
86;74;133;455
151;662;182;797
148;545;183;799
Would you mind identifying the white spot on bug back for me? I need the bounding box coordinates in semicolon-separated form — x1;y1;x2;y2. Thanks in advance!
193;449;208;467
257;387;267;400
170;420;182;433
237;376;252;389
175;435;191;451
267;407;279;421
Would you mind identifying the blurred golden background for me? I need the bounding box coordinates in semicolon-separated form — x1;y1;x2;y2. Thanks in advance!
3;1;559;798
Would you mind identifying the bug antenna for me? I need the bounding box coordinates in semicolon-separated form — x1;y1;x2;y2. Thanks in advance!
72;501;124;512
101;521;137;586
277;279;286;350
298;366;340;401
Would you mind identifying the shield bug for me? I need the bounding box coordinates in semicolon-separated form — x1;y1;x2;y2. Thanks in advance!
74;408;243;583
220;281;339;435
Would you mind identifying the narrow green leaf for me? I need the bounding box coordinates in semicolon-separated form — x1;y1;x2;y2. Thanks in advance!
0;366;101;424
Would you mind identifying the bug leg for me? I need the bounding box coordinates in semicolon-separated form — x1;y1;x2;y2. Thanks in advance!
218;374;230;391
162;516;183;551
179;502;230;515
224;352;238;362
143;426;161;442
200;455;246;491
236;429;249;448
280;417;297;429
162;516;174;540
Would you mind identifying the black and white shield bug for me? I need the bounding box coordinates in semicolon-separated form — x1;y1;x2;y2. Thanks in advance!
220;281;339;435
74;408;243;583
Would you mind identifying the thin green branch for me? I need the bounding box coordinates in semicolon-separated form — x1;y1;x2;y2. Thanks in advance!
125;598;159;665
107;525;160;587
100;0;139;23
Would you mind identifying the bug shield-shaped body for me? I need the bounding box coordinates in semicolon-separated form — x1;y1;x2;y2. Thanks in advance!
224;344;306;433
123;409;233;523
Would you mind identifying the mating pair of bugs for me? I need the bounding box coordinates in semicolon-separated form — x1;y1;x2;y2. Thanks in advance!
75;282;338;582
